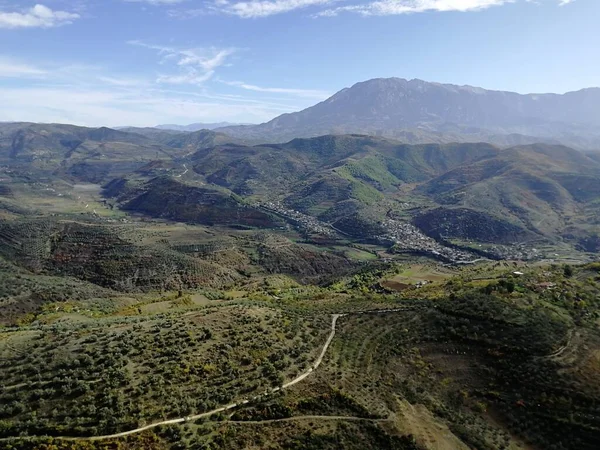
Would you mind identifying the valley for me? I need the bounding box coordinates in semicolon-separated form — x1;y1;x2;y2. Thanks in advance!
2;0;599;443
0;101;599;450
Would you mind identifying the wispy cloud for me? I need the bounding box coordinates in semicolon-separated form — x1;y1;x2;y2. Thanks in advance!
220;79;331;99
202;0;573;18
0;55;306;126
129;40;235;85
0;84;293;127
124;0;187;5
208;0;336;18
157;71;217;85
318;0;580;16
318;0;513;17
96;75;151;87
0;4;80;29
0;57;149;87
0;59;47;77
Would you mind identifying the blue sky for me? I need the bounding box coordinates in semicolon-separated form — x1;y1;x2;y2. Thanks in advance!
0;0;596;126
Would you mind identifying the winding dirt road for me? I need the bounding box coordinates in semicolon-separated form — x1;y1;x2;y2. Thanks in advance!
22;314;346;441
3;309;412;442
225;415;392;425
174;164;188;178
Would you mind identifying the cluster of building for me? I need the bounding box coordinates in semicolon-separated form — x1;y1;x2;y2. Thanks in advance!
378;218;477;264
256;202;537;265
256;201;337;237
481;244;540;261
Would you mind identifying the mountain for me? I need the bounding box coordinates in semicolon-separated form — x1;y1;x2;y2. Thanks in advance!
416;144;600;239
105;176;284;229
115;126;185;139
0;123;242;183
156;122;252;132
2;120;599;259
160;129;249;150
217;78;600;149
182;135;600;251
189;135;500;199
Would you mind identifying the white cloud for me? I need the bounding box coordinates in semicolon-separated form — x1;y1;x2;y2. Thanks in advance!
319;0;513;16
157;70;216;85
204;0;571;18
124;0;186;5
221;80;331;99
209;0;336;18
129;41;235;85
96;75;151;87
318;0;576;16
0;59;47;77
0;4;79;29
0;55;307;126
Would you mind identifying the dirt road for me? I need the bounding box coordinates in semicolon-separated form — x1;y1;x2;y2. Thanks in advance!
25;314;346;441
2;309;414;442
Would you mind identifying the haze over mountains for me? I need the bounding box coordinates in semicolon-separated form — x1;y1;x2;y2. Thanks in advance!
7;77;600;150
156;122;251;132
216;78;600;149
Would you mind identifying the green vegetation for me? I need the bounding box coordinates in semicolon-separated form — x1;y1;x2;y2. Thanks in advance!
1;123;600;449
0;259;599;449
3;123;600;255
0;305;328;438
336;155;400;191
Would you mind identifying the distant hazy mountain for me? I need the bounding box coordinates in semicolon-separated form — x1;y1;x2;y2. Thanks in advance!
156;122;251;132
0;122;242;183
217;78;600;149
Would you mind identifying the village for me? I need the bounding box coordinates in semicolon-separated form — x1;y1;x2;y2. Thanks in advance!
257;201;483;264
256;201;338;237
378;218;479;264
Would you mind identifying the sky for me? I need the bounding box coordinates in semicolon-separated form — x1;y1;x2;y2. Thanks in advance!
0;0;597;127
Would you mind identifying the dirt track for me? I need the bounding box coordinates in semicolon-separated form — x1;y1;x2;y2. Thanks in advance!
2;309;415;442
3;314;346;442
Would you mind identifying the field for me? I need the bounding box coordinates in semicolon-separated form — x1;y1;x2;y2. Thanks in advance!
382;264;456;291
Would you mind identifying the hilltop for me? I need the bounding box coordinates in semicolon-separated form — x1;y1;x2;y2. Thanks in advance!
156;122;251;132
217;78;600;149
171;135;599;257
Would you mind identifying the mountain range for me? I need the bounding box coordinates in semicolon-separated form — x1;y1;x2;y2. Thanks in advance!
215;78;600;149
2;76;600;259
2;119;598;259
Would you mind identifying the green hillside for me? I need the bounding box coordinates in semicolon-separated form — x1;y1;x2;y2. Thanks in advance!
1;124;599;257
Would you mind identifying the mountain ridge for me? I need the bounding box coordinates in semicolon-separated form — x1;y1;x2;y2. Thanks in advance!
216;77;600;149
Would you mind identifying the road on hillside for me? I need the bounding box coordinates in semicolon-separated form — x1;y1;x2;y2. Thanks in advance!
224;415;392;424
55;314;346;441
84;314;342;441
2;308;415;442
